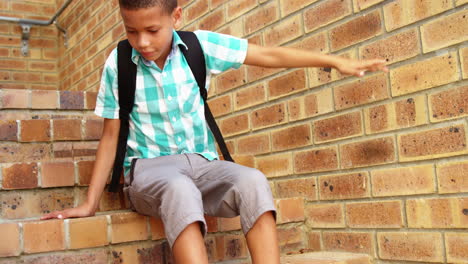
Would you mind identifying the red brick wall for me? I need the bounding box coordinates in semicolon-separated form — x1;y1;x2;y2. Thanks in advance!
1;0;467;263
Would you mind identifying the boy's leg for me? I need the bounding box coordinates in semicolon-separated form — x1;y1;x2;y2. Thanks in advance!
187;154;280;263
173;222;208;264
125;155;209;262
246;211;280;264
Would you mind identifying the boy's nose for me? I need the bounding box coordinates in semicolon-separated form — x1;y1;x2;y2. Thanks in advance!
137;35;150;49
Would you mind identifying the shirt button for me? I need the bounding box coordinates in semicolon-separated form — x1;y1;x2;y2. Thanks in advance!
172;117;176;122
178;137;182;142
168;95;172;101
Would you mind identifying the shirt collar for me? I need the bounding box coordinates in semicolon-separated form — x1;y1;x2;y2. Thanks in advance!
131;30;188;66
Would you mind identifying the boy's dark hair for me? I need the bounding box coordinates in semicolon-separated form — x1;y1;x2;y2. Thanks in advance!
119;0;177;14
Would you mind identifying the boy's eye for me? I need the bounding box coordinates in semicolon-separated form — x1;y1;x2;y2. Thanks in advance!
149;29;159;33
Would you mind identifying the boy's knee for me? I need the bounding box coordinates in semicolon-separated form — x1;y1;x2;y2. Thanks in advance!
237;168;269;190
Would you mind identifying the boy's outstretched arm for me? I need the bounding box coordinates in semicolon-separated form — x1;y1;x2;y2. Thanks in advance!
244;43;388;76
41;118;121;220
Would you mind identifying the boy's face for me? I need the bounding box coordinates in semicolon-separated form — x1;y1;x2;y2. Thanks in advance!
120;5;182;66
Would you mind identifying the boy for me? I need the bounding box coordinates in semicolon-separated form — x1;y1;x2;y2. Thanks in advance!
42;0;388;263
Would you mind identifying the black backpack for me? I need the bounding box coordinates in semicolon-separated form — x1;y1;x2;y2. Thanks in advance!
108;31;234;192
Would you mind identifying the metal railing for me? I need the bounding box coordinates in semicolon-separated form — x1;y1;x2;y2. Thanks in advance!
0;0;73;56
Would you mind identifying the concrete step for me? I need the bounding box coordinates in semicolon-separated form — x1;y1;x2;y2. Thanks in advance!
281;251;372;264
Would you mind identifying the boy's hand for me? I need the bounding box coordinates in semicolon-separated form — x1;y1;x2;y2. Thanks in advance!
40;202;96;220
334;57;389;77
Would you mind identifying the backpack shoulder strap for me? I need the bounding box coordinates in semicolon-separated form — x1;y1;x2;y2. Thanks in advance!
177;31;234;162
109;39;137;192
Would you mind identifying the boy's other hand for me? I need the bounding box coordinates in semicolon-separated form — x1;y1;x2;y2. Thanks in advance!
40;202;96;220
335;57;389;77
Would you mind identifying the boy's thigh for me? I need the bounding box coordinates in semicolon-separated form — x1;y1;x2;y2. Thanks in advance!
125;154;203;217
188;154;274;217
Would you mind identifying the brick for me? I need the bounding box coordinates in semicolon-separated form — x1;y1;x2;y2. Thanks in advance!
73;141;98;157
219;113;249;136
85;91;98;110
98;191;125;212
353;0;385;11
211;0;229;9
23;220;65;253
319;172;370;200
430;86;468;122
268;69;307;99
399;124;467;162
237;132;270;154
208;94;232;117
198;7;225;31
31;90;58;109
0;223;20;257
372;165;435;197
462;47;468;79
1;89;29;109
0;59;26;70
323;231;374;255
1;189;74;219
22;249;109;264
69;215;108;249
246;65;283;82
314;111;362;143
0;120;17;141
264;15;302;47
272;124;312;151
251;103;286;130
437;161;468;194
347;201;403;228
20;119;51;142
305;203;345;228
330;10;382;51
244;2;279;35
307;231;322;251
41;161;75;187
406;197;468;228
391;53;459;96
215;68;246;93
2;163;38;189
111;243;167;264
234;82;266;111
77;160;94;185
12;72;41;82
278;227;305;253
221;234;248;260
60;91;84;109
217;17;244;38
150;217;165;240
111;212;149;243
287;88;333;121
334;73;389;110
340;137;395;169
84;119;103;140
377;232;444;262
256;152;293;178
456;0;468;5
365;96;427;134
275;177;317;200
29;61;57;72
294;147;339;174
421;9;468;53
290;31;329;53
227;0;257;20
204;215;218;233
276;198;305;224
384;0;453;32
446;232;468;263
218;216;241;231
0;143;51;164
360;28;420;65
304;0;352;33
280;0;318;16
53;142;73;158
53;119;82;141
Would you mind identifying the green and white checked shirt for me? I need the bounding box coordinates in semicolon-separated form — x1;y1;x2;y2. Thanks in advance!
94;30;248;176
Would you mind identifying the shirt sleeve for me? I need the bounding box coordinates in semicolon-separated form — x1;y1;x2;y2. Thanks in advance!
194;30;248;75
94;48;120;119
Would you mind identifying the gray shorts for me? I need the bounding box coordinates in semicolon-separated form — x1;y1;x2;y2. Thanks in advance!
123;154;276;248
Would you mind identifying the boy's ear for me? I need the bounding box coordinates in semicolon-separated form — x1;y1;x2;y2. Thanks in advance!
172;6;182;29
